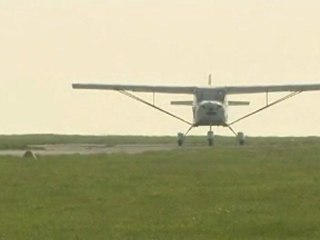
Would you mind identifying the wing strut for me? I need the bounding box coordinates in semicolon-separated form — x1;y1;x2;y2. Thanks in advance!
229;91;302;126
226;125;237;136
118;90;193;126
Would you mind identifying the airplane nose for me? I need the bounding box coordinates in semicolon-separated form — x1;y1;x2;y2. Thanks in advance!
201;102;221;110
195;101;226;126
201;103;221;115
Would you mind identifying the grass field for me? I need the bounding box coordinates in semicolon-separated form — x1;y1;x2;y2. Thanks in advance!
1;136;320;239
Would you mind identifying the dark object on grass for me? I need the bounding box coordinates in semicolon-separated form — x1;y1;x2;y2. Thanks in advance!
23;150;37;159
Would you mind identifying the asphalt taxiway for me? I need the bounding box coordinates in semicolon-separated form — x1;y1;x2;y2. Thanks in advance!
0;143;178;157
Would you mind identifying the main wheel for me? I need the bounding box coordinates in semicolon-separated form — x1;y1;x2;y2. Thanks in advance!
237;132;245;145
177;132;184;146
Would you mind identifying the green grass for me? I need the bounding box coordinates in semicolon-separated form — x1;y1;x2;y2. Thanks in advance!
1;138;320;239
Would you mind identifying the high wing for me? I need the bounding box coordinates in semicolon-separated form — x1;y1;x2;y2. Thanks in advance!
72;83;196;94
72;83;320;95
220;83;320;94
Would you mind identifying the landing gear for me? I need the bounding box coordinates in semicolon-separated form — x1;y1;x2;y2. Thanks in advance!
227;125;246;145
237;132;245;145
177;132;185;146
177;125;194;146
177;126;246;146
207;131;214;146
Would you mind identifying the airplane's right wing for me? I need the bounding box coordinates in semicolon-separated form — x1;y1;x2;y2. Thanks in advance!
72;83;196;94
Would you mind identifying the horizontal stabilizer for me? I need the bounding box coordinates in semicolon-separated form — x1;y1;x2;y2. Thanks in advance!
171;100;193;106
228;101;250;106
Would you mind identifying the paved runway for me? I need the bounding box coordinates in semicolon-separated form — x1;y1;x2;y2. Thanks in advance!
0;143;178;157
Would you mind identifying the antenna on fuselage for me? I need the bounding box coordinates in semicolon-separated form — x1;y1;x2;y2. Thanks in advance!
208;74;212;86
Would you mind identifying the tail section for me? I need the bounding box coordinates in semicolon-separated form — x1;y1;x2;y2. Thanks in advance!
208;74;212;86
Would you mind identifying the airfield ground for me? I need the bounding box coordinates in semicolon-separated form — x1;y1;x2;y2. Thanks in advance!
0;143;178;156
0;135;320;239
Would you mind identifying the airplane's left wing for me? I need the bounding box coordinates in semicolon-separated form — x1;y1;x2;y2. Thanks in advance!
72;83;196;94
221;83;320;94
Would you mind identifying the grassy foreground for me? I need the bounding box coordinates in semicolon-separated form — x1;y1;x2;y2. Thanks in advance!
1;139;320;239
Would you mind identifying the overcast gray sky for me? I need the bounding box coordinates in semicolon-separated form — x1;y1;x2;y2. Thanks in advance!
1;0;320;136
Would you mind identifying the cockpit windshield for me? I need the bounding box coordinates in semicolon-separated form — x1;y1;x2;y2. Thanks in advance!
195;89;226;103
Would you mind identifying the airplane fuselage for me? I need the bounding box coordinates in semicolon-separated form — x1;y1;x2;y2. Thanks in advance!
192;89;228;127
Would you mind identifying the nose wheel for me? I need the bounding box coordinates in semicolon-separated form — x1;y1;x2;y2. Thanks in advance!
207;130;214;146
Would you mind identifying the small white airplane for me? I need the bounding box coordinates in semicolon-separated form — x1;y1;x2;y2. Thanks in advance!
72;75;320;146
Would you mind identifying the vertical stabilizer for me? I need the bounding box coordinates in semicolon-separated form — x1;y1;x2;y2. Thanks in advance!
208;74;212;86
